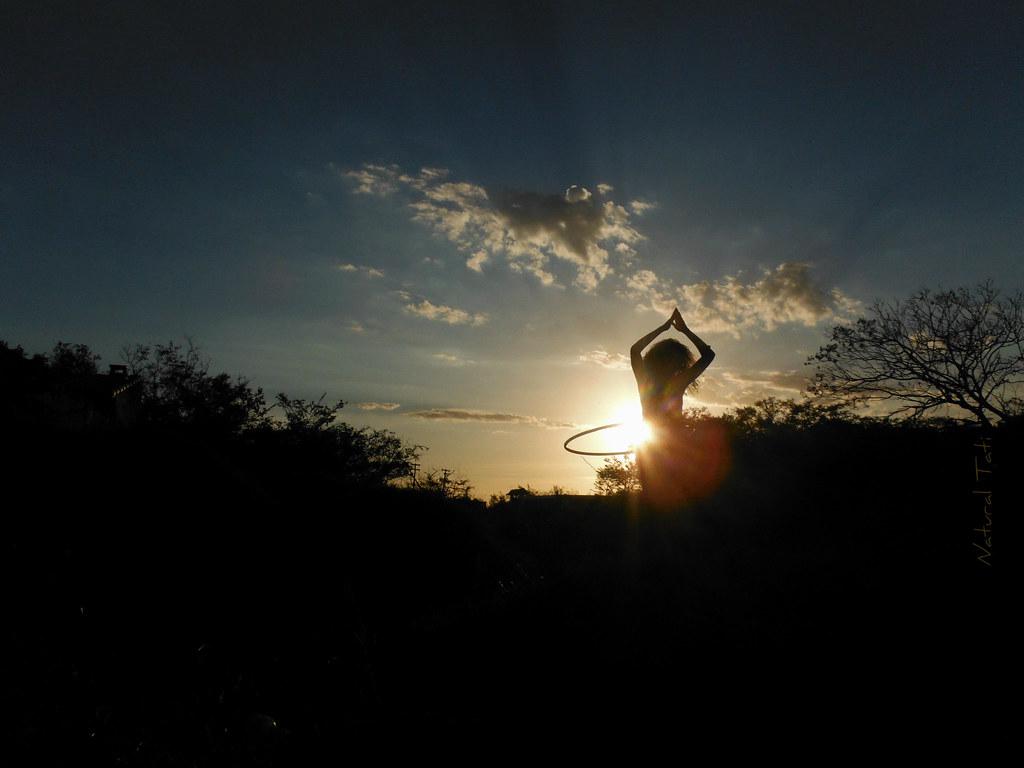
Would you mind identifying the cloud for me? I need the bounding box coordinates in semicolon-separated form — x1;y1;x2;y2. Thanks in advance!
433;352;473;366
629;200;658;216
405;408;577;429
908;330;948;350
338;263;385;278
564;185;591;203
396;290;487;326
466;249;489;273
341;163;646;292
337;162;405;196
680;368;818;411
622;262;864;338
614;241;638;267
720;369;812;392
356;401;401;411
339;164;865;334
624;268;677;316
577;349;631;370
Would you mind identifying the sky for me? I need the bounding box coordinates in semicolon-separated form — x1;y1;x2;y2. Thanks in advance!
3;1;1023;496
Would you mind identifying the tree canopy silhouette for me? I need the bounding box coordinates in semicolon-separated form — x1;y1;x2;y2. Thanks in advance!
594;456;640;495
49;341;101;381
269;392;424;487
806;279;1024;427
1;336;425;491
720;395;863;435
121;338;270;434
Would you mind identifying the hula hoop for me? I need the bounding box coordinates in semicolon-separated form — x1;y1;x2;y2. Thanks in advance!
563;422;638;456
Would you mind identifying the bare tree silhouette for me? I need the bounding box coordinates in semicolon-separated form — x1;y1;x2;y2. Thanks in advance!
806;279;1024;427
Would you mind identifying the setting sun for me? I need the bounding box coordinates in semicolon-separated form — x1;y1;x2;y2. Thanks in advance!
613;402;653;451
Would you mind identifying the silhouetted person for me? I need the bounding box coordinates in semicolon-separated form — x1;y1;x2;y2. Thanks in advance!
631;308;716;509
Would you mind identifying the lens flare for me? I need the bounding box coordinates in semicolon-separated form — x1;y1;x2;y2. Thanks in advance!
612;402;653;451
621;418;653;449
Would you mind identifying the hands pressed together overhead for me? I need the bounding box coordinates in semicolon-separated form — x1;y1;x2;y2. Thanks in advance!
633;305;714;379
662;307;687;332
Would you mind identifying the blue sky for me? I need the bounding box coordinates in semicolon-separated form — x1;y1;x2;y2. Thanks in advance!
3;2;1023;495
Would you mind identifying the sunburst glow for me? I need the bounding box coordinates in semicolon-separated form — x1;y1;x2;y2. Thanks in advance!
612;402;653;451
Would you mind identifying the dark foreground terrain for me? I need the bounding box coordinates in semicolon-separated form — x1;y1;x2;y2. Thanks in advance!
4;417;1012;760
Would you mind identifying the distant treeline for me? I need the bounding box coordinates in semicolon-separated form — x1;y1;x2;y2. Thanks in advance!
1;338;432;503
4;335;1019;504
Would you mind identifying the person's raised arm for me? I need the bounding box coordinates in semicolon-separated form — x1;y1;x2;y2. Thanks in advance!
672;309;715;378
631;314;672;381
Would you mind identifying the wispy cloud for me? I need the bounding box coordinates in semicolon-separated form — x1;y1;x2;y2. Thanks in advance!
628;200;658;216
338;263;385;278
720;369;812;392
623;261;863;338
577;349;631;370
432;352;473;366
340;163;646;292
396;290;488;326
564;184;591;203
405;408;577;429
356;401;401;411
337;162;407;196
466;250;489;273
676;368;813;410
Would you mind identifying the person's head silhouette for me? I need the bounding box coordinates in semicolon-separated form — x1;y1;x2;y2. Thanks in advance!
643;338;700;395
